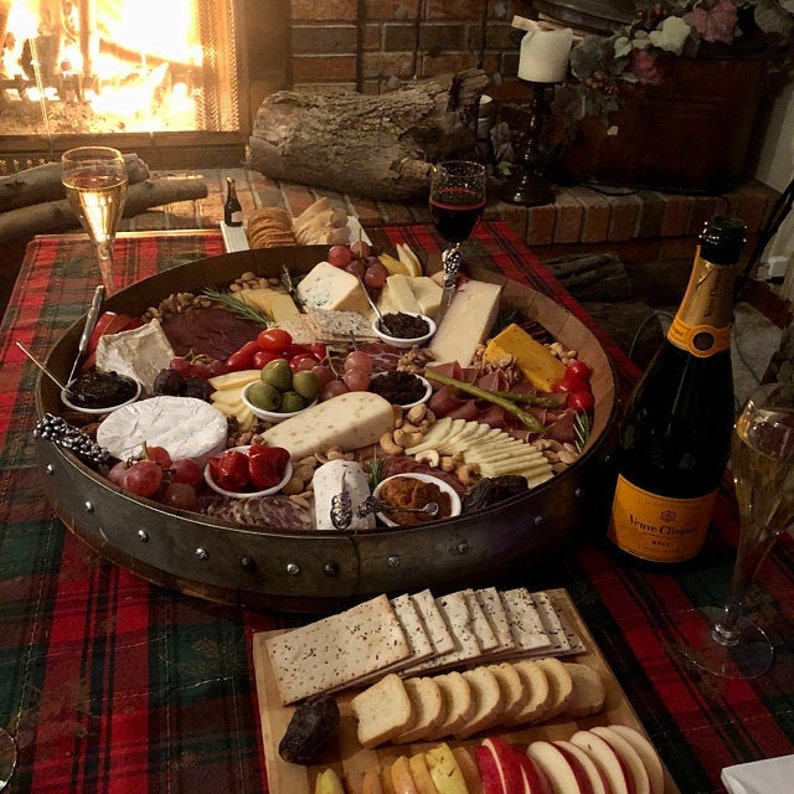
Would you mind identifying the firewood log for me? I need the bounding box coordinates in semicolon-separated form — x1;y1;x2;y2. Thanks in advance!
0;175;207;242
247;69;490;201
0;153;150;212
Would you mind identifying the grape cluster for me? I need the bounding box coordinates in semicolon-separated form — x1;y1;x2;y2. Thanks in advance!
34;414;110;466
327;241;388;292
585;70;618;97
320;349;375;401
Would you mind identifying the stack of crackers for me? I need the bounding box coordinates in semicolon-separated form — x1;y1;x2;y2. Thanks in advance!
276;308;379;345
264;586;585;706
246;207;297;249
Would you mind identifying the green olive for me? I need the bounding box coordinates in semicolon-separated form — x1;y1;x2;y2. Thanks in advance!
292;370;319;401
261;358;292;392
280;391;305;413
247;381;282;412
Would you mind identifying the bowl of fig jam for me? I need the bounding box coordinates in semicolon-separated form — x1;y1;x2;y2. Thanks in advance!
61;371;141;415
371;311;435;349
369;371;432;409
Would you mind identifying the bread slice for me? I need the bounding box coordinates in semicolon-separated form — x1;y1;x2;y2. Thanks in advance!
454;666;505;739
351;673;413;749
488;662;529;722
563;662;606;718
503;658;551;726
424;671;475;740
393;677;445;744
535;657;574;720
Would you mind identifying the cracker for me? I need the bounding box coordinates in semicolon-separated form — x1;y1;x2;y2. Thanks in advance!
265;594;412;704
499;587;554;655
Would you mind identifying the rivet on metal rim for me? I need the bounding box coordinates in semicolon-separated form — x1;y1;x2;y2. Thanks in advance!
286;562;301;576
84;501;94;513
574;487;584;499
534;515;543;527
45;464;55;476
456;541;470;554
195;547;209;561
387;555;400;568
137;530;149;543
239;556;256;572
323;561;339;577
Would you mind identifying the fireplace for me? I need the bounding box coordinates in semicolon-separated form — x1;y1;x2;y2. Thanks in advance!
0;0;261;169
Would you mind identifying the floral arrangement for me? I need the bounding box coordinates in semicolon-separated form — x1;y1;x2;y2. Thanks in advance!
563;0;794;118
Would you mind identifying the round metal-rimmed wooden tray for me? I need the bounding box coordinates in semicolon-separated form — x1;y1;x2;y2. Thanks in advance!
34;246;619;613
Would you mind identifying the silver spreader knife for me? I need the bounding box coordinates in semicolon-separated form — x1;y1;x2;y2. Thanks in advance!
66;285;105;388
434;245;462;324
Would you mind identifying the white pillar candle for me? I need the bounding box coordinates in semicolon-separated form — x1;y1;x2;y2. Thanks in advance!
518;27;574;84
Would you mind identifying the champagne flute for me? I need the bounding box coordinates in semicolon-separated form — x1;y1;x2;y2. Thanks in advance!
678;382;794;679
429;160;486;320
61;146;128;295
0;727;16;791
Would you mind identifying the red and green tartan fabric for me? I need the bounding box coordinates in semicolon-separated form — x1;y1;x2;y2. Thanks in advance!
0;225;791;793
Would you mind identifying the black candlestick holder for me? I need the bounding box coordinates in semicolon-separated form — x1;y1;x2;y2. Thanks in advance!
500;81;555;207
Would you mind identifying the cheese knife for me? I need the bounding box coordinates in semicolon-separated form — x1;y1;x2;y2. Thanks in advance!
66;284;105;388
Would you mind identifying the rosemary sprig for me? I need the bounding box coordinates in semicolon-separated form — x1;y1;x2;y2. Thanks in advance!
574;410;591;453
424;370;547;435
203;287;273;326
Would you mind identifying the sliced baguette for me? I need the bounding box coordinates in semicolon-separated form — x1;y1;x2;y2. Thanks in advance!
454;666;505;739
503;658;551;726
351;673;413;749
424;671;475;740
535;657;574;720
488;662;529;723
392;677;445;744
563;662;606;718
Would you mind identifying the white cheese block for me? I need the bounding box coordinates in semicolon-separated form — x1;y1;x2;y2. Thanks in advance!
261;391;395;461
295;260;372;316
96;396;227;465
428;279;503;366
313;459;375;531
411;276;443;317
95;319;175;394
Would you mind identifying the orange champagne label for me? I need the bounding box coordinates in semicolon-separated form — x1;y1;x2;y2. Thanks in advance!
607;475;717;563
667;316;731;357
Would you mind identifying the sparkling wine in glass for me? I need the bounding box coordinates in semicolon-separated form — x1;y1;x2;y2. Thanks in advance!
429;160;486;319
62;146;128;295
678;382;794;678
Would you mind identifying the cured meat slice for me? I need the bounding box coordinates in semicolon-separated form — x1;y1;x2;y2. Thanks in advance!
204;495;313;530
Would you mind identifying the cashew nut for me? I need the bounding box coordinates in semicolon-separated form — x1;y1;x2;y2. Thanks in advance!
456;462;481;486
393;428;424;448
440;455;458;472
379;431;403;456
415;449;440;468
406;404;428;424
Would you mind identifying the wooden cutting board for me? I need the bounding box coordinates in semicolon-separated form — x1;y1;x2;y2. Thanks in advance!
252;588;681;794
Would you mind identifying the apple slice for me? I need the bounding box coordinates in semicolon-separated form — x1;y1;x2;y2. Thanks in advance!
391;755;421;794
453;747;484;794
570;730;637;794
552;741;611;794
409;753;442;794
513;748;553;794
382;762;397;794
475;737;524;794
589;727;651;794
425;742;470;794
527;740;595;794
314;768;346;794
608;725;664;794
362;769;385;794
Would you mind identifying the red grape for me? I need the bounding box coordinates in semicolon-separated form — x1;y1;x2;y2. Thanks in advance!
190;361;210;380
311;365;334;390
161;482;197;511
170;357;192;375
205;360;230;379
364;262;388;289
328;245;353;267
171;457;202;487
146;445;172;468
123;460;163;497
108;460;128;486
345;260;366;279
350;240;371;258
344;350;373;374
321;380;348;401
343;367;371;391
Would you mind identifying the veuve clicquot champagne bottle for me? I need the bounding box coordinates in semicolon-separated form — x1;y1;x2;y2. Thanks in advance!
224;176;243;227
607;215;747;565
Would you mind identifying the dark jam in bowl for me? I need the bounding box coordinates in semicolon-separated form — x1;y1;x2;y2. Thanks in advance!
369;371;427;405
68;371;138;409
380;312;430;339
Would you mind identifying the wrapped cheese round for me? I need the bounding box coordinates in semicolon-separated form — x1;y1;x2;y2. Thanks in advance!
96;396;228;465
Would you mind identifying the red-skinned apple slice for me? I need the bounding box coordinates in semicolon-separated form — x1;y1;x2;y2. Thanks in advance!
589;727;650;794
570;730;637;794
607;725;664;794
476;737;524;794
552;741;612;794
513;747;554;794
527;740;595;794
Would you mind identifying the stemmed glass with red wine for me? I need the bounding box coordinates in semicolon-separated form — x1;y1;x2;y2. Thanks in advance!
429;161;486;319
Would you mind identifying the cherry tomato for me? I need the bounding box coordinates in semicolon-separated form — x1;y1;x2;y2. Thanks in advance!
253;349;284;369
566;360;592;382
257;328;292;352
226;350;255;372
569;391;595;414
307;343;327;362
205;360;230;379
284;343;312;358
290;353;319;373
553;377;590;394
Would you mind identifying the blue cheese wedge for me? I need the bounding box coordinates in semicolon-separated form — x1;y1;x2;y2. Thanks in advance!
295;260;372;316
96;396;227;465
95;319;175;394
313;459;375;531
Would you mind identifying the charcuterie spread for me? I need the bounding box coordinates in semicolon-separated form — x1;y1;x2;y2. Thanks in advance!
252;587;677;794
38;235;599;533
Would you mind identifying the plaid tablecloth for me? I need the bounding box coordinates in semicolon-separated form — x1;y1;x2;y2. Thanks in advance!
0;225;791;793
